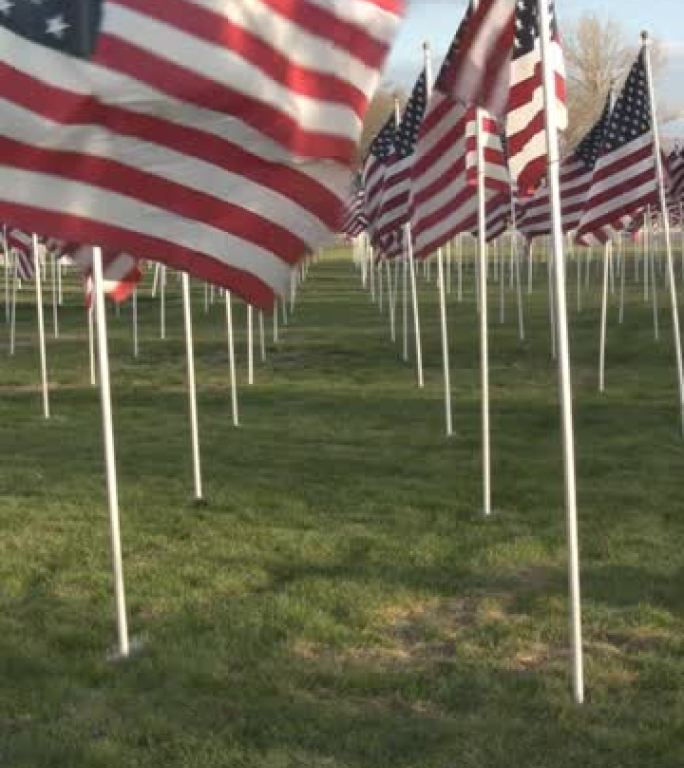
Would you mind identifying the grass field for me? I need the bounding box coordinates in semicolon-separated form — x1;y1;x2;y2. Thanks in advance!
1;249;683;767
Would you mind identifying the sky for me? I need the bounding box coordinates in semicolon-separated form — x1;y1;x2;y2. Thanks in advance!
385;0;684;134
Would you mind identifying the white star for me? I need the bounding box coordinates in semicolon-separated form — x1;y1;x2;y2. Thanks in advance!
0;0;13;16
46;14;70;39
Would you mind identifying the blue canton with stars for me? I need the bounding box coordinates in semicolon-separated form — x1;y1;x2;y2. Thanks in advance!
514;0;559;60
367;113;397;162
0;0;103;59
601;51;651;154
574;94;612;170
394;70;427;159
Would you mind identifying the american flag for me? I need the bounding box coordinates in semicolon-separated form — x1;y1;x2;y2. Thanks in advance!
341;184;368;239
362;112;397;244
518;95;611;239
668;148;684;202
373;69;428;258
447;0;567;195
0;0;404;309
6;228;36;281
44;237;142;304
576;50;659;245
471;193;511;242
410;13;509;261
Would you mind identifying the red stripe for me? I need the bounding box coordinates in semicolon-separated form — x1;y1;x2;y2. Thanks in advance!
0;64;342;229
94;35;356;163
0;136;308;264
590;143;654;186
257;0;396;70
0;203;276;308
110;0;367;116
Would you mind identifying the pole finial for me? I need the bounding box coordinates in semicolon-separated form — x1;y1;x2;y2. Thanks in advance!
641;30;650;44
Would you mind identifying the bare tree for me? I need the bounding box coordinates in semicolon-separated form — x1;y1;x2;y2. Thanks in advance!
564;12;668;151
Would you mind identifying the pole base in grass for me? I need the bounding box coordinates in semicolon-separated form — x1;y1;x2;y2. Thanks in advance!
192;497;209;509
106;636;145;663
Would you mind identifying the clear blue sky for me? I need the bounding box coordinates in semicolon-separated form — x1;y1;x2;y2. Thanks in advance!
385;0;684;131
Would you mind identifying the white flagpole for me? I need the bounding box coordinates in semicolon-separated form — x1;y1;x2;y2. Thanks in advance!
9;252;18;356
405;224;424;387
619;233;626;325
437;248;453;436
510;202;526;341
643;32;684;434
289;269;297;313
424;40;451;429
258;309;266;362
181;273;203;500
32;237;50;420
386;259;396;342
537;0;584;704
473;87;491;516
498;240;506;324
203;282;209;314
57;257;63;306
547;251;557;360
132;288;139;358
92;246;130;658
402;254;409;360
598;242;611;392
151;261;160;298
273;300;279;343
377;258;384;313
50;253;59;339
3;224;9;325
247;304;254;385
160;265;167;340
88;306;96;386
457;233;464;302
224;291;240;427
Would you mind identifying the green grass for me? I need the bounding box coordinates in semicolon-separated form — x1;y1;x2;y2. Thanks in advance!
1;250;683;767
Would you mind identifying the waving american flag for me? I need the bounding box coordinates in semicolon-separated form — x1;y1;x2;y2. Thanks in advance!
0;0;404;308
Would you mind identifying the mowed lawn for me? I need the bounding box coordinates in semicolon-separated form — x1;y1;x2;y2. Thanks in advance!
0;250;682;768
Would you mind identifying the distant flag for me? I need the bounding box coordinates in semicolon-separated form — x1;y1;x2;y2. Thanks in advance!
667;148;684;202
410;12;509;260
0;0;405;308
471;194;511;243
447;0;567;194
576;50;659;245
363;113;398;242
6;228;35;281
518;95;612;239
58;244;142;306
373;69;428;258
341;181;368;238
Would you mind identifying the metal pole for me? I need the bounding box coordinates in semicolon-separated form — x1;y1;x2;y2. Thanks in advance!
537;0;584;704
181;273;203;500
51;253;59;339
643;32;684;434
88;305;96;386
9;253;17;356
437;249;453;436
386;259;396;342
225;291;239;427
402;255;409;360
475;103;491;516
132;288;139;358
160;265;166;340
258;310;266;362
247;304;254;385
405;224;424;387
92;246;130;658
33;237;50;419
599;242;610;392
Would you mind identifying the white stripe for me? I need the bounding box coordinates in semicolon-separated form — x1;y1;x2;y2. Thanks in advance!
299;0;401;44
104;5;362;141
0;27;352;174
186;0;382;95
0;100;342;246
0;169;294;294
